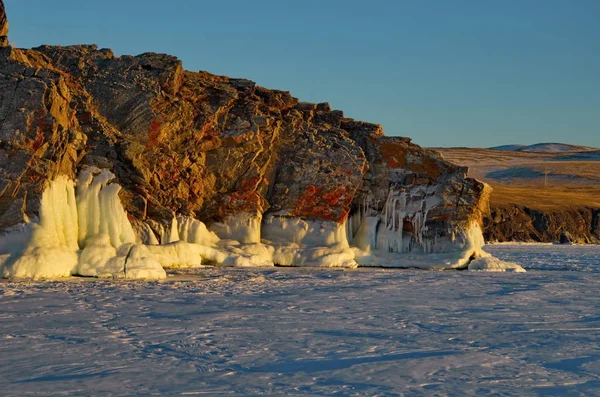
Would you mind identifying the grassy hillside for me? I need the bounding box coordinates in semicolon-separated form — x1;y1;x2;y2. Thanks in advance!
435;148;600;210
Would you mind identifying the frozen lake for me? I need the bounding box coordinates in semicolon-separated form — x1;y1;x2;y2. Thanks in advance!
486;243;600;272
1;244;600;396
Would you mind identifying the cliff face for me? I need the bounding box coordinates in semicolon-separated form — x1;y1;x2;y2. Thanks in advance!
0;1;496;276
0;44;486;229
485;205;600;244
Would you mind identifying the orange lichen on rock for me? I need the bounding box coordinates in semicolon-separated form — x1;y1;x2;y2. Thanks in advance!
378;142;407;169
237;175;262;191
147;118;162;147
322;186;352;206
220;190;268;217
409;156;445;179
290;185;352;223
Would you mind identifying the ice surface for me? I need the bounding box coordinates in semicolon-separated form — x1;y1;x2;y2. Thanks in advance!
0;244;598;395
486;243;600;272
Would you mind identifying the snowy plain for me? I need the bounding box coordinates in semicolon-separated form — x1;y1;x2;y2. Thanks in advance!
1;244;600;396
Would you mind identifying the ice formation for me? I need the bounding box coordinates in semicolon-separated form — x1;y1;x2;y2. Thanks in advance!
0;171;524;279
210;213;262;244
347;188;441;255
76;168;137;249
0;176;80;278
262;215;357;268
344;187;524;271
0;169;165;279
177;215;220;246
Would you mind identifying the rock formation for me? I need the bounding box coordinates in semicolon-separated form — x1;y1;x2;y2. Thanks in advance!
485;205;600;244
0;2;516;278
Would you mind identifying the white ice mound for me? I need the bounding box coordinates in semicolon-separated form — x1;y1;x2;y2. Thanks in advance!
210;213;262;244
262;215;358;268
1;176;79;278
147;241;205;269
468;256;526;272
74;169;166;279
118;244;166;279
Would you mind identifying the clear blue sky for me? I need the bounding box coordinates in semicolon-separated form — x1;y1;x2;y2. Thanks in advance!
4;0;599;148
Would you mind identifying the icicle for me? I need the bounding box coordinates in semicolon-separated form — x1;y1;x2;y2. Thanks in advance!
143;223;159;245
76;168;136;249
391;197;397;231
98;183;137;249
398;211;405;253
163;216;180;244
370;216;379;251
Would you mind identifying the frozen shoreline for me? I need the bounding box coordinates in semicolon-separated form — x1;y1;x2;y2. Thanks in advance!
3;240;598;284
1;170;524;279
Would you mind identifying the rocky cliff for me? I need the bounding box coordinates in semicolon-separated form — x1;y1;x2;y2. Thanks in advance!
484;205;600;244
0;2;514;278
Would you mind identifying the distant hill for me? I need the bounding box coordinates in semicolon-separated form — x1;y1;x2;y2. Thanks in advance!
487;144;526;151
488;143;598;153
553;150;600;161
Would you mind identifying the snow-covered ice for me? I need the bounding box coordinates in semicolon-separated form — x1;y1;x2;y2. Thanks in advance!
1;244;599;395
486;243;600;272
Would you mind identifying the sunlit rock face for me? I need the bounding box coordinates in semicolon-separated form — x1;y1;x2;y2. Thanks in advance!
0;1;8;46
0;1;516;277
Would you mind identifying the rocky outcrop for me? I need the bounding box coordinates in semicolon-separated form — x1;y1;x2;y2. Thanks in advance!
0;1;497;276
485;205;600;244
